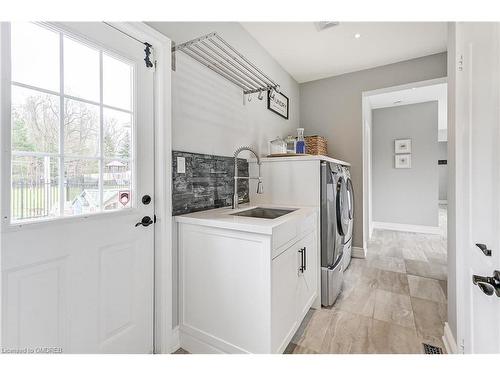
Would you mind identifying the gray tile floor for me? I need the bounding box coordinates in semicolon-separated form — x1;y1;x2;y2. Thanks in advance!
286;206;448;354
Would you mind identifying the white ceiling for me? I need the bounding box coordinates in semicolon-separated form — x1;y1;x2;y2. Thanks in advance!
240;22;447;83
368;83;448;141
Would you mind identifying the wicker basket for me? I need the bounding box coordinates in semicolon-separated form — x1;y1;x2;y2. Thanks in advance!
305;135;328;156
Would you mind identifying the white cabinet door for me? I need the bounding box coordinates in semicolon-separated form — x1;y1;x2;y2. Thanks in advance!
271;245;299;352
296;232;317;320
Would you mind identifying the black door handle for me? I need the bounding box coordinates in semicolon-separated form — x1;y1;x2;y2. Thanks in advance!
475;243;492;256
135;215;154;227
473;270;500;297
302;247;307;271
142;195;152;205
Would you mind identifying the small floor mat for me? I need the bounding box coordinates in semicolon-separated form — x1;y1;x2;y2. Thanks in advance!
423;343;444;354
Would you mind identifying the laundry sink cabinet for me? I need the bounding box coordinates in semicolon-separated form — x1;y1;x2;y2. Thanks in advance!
176;205;318;354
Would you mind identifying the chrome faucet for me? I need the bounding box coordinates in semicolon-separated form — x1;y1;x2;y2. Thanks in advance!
233;146;263;209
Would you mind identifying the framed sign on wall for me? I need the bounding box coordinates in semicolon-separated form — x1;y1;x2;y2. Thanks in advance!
395;138;412;153
395;154;412;169
267;91;289;119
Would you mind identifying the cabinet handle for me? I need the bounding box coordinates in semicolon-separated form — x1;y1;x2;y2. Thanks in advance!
302;247;306;271
298;248;305;273
298;247;306;273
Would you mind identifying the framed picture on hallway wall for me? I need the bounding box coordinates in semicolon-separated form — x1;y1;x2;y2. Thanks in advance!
395;154;412;169
395;139;412;153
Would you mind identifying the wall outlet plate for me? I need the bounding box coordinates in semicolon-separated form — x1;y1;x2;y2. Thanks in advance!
177;157;186;174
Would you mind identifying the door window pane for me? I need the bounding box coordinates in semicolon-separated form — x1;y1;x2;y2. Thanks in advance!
64;36;100;102
64;99;100;157
64;159;100;216
103;160;132;210
11;23;60;92
11;156;59;221
103;53;132;110
10;24;135;222
11;85;59;153
103;108;132;158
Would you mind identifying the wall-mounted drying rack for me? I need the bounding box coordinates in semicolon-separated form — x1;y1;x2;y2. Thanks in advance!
171;32;281;103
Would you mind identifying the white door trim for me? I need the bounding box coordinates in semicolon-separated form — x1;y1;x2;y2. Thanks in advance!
105;22;173;354
362;77;448;97
447;21;465;354
443;322;458;354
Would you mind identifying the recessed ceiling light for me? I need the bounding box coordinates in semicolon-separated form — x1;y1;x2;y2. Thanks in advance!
354;33;361;39
393;100;403;104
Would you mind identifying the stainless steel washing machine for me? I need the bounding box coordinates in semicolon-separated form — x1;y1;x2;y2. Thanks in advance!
320;161;348;306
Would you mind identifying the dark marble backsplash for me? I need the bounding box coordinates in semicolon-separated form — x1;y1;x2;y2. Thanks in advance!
172;151;249;216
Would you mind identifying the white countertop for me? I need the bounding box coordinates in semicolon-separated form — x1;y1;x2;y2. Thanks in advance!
250;154;350;167
175;204;317;235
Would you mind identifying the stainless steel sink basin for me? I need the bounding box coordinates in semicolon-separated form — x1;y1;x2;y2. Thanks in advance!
231;207;296;219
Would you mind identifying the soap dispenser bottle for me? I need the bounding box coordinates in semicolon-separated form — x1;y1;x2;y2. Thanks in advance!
296;128;305;154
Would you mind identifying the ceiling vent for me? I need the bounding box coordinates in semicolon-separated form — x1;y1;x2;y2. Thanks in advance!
315;21;340;31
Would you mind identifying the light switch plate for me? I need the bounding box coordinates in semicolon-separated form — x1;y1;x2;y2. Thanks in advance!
177;157;186;173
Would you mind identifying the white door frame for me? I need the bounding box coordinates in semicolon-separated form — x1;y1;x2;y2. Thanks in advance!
0;22;173;354
113;22;174;354
361;77;448;250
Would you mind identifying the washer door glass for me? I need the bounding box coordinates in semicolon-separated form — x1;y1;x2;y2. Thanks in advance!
346;177;354;221
336;176;349;236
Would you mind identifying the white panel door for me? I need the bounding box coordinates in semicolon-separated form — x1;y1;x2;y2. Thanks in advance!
0;22;155;353
457;22;500;353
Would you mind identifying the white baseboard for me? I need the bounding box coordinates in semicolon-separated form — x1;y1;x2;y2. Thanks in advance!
352;246;366;259
180;324;247;354
442;322;458;354
439;200;448;205
168;326;181;353
180;329;226;354
372;221;441;235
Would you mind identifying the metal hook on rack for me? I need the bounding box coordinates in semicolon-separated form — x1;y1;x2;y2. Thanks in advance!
258;91;264;100
247;94;252;102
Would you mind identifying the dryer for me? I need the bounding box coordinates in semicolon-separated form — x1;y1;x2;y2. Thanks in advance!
320;162;346;306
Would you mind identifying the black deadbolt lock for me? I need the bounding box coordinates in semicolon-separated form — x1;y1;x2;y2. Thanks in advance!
142;195;152;205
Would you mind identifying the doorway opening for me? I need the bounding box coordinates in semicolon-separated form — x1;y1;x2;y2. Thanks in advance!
280;78;450;354
357;77;449;351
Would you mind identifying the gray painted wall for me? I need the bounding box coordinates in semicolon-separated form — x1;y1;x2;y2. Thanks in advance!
372;102;439;227
438;142;448;201
147;22;300;328
300;52;447;247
